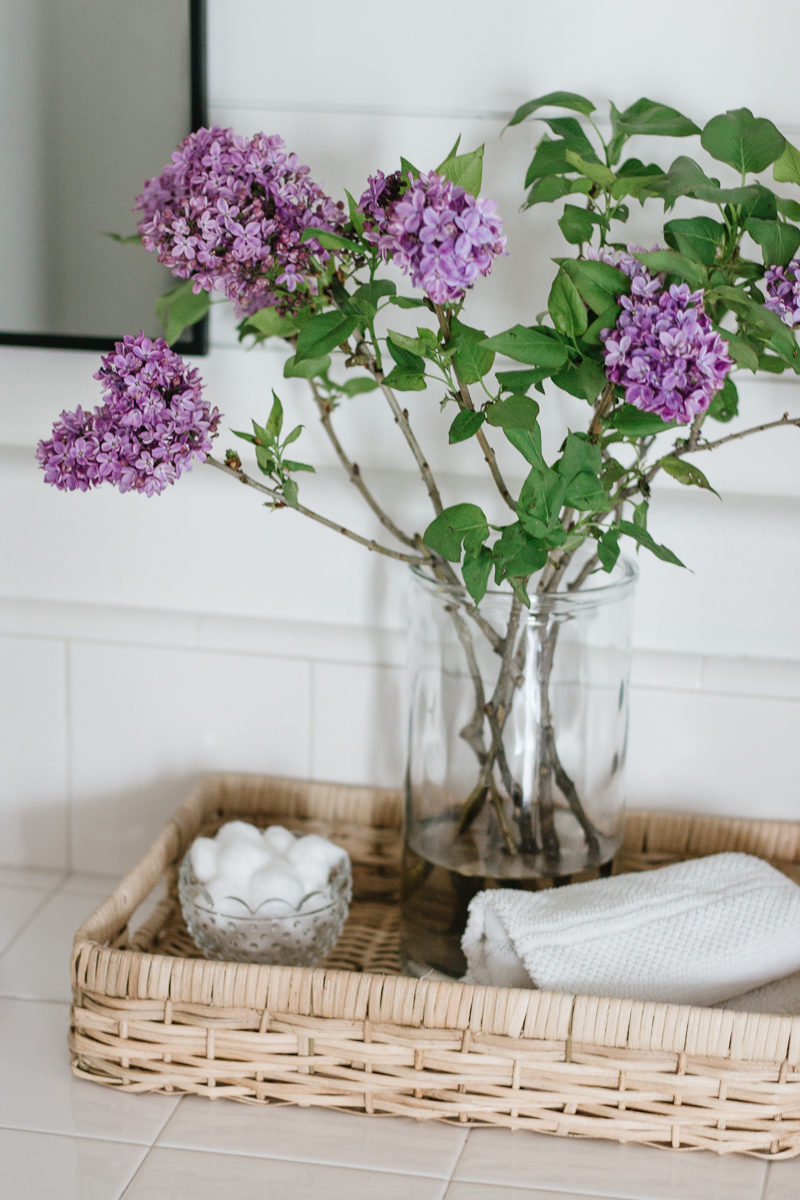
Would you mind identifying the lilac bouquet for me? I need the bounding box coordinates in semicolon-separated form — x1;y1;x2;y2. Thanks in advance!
37;96;800;899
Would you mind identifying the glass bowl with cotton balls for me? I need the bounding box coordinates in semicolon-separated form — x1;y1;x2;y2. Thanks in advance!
178;820;352;965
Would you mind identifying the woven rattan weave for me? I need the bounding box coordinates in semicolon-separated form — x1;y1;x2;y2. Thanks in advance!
70;774;800;1157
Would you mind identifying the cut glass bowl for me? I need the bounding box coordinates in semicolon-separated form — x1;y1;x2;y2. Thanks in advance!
178;844;352;966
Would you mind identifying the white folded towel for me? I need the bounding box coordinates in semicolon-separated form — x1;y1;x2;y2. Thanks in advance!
461;853;800;1008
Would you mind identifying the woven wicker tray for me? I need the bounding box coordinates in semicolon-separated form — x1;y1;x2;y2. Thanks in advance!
70;773;800;1158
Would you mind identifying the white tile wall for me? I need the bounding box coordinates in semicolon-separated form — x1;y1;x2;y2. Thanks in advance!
3;0;800;867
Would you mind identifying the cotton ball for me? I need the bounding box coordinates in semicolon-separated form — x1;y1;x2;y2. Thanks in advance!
215;840;271;888
248;862;306;912
262;825;297;856
189;837;219;884
287;834;347;893
214;820;265;849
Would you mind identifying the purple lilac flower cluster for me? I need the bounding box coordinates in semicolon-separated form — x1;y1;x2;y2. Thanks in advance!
598;249;733;424
358;170;506;304
764;259;800;327
36;334;219;496
135;126;345;316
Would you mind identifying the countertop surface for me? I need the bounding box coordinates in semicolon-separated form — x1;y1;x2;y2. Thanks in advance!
0;863;796;1200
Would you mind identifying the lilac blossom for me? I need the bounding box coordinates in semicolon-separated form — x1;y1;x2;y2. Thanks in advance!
36;333;219;495
599;253;733;424
764;259;800;327
135;126;345;316
358;170;506;304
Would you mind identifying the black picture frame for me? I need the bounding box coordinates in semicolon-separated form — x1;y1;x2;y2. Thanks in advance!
0;0;208;356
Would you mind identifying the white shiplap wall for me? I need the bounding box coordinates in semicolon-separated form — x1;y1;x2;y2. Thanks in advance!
2;0;800;871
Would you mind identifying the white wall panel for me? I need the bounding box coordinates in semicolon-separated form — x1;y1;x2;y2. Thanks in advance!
3;0;800;863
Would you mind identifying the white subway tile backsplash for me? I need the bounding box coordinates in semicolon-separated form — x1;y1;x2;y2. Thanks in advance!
68;642;311;874
311;660;406;788
0;635;69;868
207;0;800;131
628;687;800;821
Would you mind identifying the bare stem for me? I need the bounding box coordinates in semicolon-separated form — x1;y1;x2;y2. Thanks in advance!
308;379;417;548
206;455;432;565
360;352;444;516
433;304;516;511
672;412;800;458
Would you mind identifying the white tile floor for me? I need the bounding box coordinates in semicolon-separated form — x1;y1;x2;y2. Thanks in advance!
1;863;798;1200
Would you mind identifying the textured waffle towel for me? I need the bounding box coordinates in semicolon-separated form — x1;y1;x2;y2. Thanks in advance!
461;853;800;1007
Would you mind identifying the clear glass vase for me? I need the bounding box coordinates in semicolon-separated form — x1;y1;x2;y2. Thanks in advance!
401;556;637;979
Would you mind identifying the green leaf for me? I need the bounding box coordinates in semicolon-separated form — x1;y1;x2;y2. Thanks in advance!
481;326;570;369
745;217;800;267
537;117;599;161
449;318;495;383
504;426;546;468
423;503;489;561
707;376;739;422
505;90;596;128
548;269;588;338
105;231;143;245
389;295;427;309
551;356;607;402
448;409;486;443
618;520;685;567
492;523;548;580
583;303;623;347
265;394;283;440
564;150;616;188
461;548;493;605
554;432;607;509
301;226;366;253
660;456;719;496
283;353;331;379
776;195;800;221
558;204;603;244
344;189;366;235
340;376;379;397
597;526;621;572
241;307;301;339
663;216;726;266
701;109;785;175
653;156;759;209
773;140;800;186
562;260;630;313
633;249;708;289
719;334;758;373
282;459;315;473
255;443;275;476
524;175;575;207
282;477;299;509
517;464;568;542
611;97;700;138
485;394;541;429
348;279;396;320
737;185;778;223
437;144;484;195
381;367;426;391
386;337;426;373
155;280;210;346
496;367;553;392
387;329;428;357
607;404;675;437
524;137;574;187
294;310;358;360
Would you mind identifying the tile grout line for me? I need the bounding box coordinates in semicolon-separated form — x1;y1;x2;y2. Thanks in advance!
65;637;75;874
118;1142;160;1200
0;875;70;967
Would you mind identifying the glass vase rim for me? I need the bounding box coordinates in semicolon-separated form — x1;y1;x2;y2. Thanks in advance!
409;554;638;611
